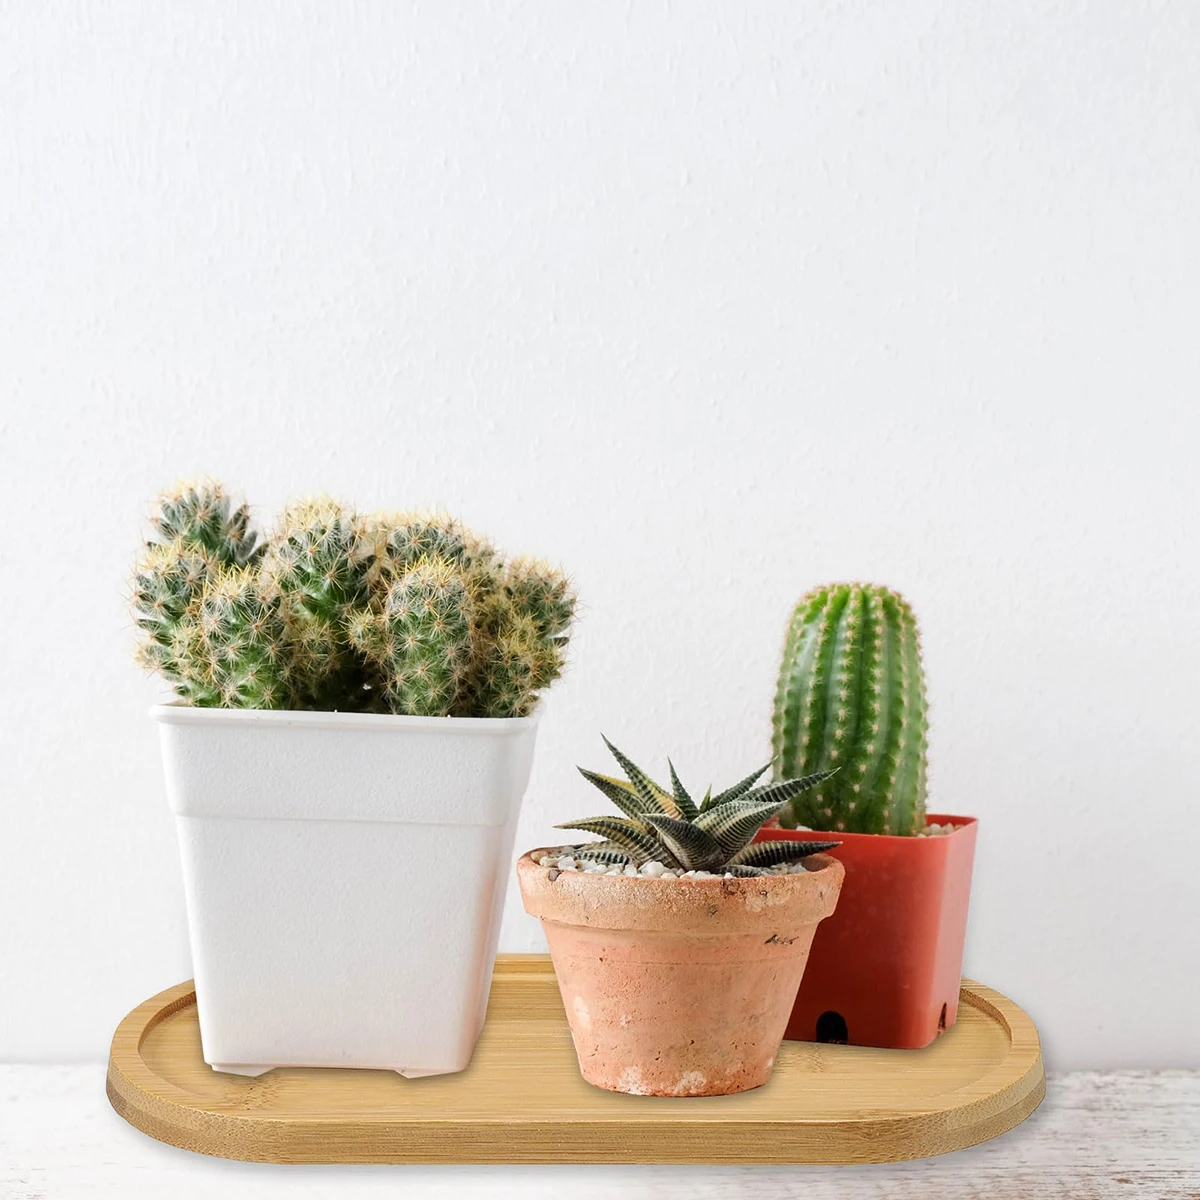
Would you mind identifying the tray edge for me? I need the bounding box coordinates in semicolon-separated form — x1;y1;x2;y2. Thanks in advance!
106;957;1046;1165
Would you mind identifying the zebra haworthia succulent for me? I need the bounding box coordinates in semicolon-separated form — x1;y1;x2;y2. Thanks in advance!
556;737;840;877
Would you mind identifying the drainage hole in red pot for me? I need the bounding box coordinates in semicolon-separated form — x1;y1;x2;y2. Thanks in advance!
815;1011;848;1044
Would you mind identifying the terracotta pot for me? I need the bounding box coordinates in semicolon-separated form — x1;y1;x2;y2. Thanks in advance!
516;849;844;1096
756;815;977;1050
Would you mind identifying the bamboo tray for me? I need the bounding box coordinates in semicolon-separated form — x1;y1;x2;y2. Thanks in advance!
106;954;1044;1164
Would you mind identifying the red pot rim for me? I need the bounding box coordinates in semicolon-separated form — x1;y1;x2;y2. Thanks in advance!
767;813;977;844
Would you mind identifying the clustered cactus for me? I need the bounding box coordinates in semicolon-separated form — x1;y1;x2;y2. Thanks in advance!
555;739;838;876
771;582;929;835
132;480;575;717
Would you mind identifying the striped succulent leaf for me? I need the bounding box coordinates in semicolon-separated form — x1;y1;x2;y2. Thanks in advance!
600;735;679;816
727;840;840;869
571;846;635;866
706;760;774;810
693;794;773;825
695;800;789;858
576;769;647;821
571;837;626;856
560;741;840;875
739;771;839;811
642;815;725;872
554;816;670;866
667;759;699;821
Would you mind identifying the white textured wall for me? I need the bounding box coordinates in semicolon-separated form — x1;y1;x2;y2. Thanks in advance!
2;2;1198;1070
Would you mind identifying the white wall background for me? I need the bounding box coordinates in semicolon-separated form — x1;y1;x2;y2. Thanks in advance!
2;1;1198;1071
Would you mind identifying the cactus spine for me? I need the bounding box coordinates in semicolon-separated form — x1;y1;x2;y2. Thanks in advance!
132;481;576;719
771;583;929;836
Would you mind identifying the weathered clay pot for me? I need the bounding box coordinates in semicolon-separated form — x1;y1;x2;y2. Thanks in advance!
516;849;844;1096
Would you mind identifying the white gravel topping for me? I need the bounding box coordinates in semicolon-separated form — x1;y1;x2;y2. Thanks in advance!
535;850;813;879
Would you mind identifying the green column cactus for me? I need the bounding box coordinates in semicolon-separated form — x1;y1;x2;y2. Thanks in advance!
771;583;929;835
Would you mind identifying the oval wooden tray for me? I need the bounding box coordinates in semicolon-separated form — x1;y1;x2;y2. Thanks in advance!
107;954;1044;1164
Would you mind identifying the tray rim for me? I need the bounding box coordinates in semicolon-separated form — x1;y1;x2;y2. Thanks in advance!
106;954;1046;1163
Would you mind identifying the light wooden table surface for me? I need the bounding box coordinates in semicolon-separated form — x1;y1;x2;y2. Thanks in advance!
2;1066;1197;1198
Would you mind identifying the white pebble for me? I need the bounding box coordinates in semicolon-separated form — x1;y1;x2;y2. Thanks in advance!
919;822;955;837
544;854;826;881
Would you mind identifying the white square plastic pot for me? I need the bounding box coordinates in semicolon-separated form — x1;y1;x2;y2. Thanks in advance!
152;703;541;1078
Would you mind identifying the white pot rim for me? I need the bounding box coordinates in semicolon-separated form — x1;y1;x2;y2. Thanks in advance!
149;700;542;735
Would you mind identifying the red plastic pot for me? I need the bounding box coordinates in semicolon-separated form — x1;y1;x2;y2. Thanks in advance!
756;815;978;1049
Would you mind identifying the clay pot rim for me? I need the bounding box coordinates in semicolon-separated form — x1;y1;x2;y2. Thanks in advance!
517;847;845;937
518;846;842;886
